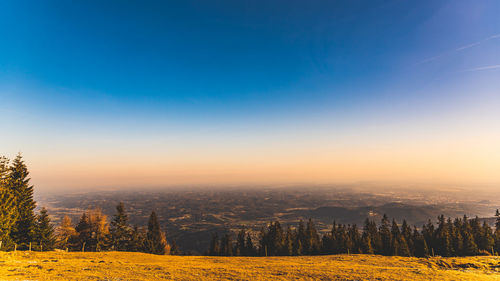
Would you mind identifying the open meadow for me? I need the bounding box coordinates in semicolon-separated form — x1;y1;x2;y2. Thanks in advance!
0;252;499;280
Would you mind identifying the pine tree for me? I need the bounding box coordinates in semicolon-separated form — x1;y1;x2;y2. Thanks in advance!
451;227;464;256
397;236;411;257
293;238;302;256
494;210;500;254
8;154;36;248
495;210;500;231
296;220;306;254
413;227;429;257
305;219;321;255
361;233;374;254
144;211;168;255
110;202;132;251
258;226;266;256
478;221;494;254
129;226;146;252
390;219;410;256
34;208;56;251
245;233;255;256
347;224;359;254
321;233;332;254
470;217;482;251
170;239;180;255
401;220;413;255
379;214;392;255
220;233;233;256
75;212;92;251
234;228;246;256
208;233;220;256
390;219;401;255
463;231;479;256
269;221;284;256
435;215;452;256
363;218;381;254
421;219;435;255
284;226;294;256
0;156;17;249
337;224;350;254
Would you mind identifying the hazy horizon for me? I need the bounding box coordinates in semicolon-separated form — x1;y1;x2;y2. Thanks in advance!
2;1;500;191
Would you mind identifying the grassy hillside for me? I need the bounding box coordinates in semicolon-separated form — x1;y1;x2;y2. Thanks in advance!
0;252;499;280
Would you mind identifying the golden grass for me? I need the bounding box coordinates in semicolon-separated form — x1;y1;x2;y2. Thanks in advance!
0;251;499;280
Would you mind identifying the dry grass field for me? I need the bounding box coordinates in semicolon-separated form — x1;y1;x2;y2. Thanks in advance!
0;251;499;280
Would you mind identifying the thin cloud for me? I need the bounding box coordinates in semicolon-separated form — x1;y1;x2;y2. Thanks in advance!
416;33;500;65
454;34;500;51
454;41;482;51
460;64;500;73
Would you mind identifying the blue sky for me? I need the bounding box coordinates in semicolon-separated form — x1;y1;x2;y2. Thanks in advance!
1;1;499;190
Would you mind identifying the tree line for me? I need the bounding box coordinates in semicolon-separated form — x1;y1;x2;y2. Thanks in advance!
0;154;177;254
55;204;178;255
208;213;500;257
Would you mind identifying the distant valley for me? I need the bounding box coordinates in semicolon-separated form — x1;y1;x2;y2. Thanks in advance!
37;185;500;254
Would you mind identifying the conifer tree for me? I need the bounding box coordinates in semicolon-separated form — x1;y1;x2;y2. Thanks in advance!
220;233;233;256
421;219;435;255
0;157;17;249
470;217;482;251
379;214;392;255
110;202;132;251
258;226;268;256
463;232;479;256
268;221;284;256
293;237;302;256
363;218;381;254
348;224;362;254
305;219;321;255
284;226;294;256
401;220;413;255
34;208;56;251
478;221;494;254
390;219;401;255
234;228;246;256
451;227;464;256
8;154;36;248
208;233;220;256
296;220;306;253
75;212;92;251
129;226;146;252
361;233;374;254
495;209;500;231
245;233;255;256
144;211;168;255
321;232;333;254
397;236;411;257
336;224;349;253
412;227;429;257
170;239;180;255
435;215;452;256
494;210;500;254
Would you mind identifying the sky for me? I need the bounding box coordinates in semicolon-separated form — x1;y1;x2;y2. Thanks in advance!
1;0;499;191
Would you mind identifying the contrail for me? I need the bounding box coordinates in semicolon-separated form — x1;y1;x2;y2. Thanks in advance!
416;33;500;65
454;34;500;51
460;64;500;72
